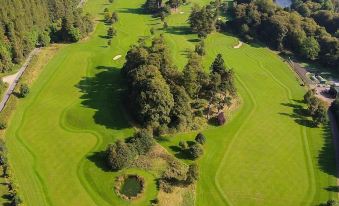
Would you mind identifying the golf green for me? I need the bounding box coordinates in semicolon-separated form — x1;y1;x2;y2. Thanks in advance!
3;0;338;205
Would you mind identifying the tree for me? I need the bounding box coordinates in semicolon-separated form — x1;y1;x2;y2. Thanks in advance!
19;84;29;98
313;103;328;126
106;140;134;170
195;40;205;56
304;89;316;104
217;112;226;125
110;12;119;23
195;133;206;144
188;4;217;37
183;52;204;98
128;130;155;155
186;163;199;184
132;65;174;127
210;53;226;75
107;39;112;46
170;85;193;130
188;143;203;159
300;37;320;60
179;141;188;150
308;96;320;115
107;27;117;38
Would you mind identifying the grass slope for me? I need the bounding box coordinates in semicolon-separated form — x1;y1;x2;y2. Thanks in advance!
3;0;338;205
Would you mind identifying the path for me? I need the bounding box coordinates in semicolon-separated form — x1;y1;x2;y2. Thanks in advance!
328;111;339;199
0;48;40;112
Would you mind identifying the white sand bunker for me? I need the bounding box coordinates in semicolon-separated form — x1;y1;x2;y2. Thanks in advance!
233;41;243;49
113;55;122;60
180;11;184;14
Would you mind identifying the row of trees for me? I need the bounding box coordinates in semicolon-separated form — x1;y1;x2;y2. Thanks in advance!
121;35;236;133
226;0;338;68
0;141;22;205
0;0;94;73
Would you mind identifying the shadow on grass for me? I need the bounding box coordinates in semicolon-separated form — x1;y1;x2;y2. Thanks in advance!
318;123;337;178
87;151;111;172
117;8;147;15
279;102;317;128
76;66;129;130
324;185;339;192
165;26;192;35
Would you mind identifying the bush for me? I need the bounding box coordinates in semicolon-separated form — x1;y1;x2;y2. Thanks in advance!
128;130;155;155
217;112;226;125
186;163;199;184
195;132;206;145
106;140;134;170
179;141;188;150
0;122;7;130
19;84;29;98
158;179;173;193
163;159;187;182
188;143;203;159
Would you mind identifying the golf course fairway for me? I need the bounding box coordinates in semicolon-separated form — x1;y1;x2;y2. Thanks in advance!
3;0;338;205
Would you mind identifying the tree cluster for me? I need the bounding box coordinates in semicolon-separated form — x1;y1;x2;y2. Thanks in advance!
105;130;155;170
121;36;236;133
304;89;328;126
178;133;206;159
226;0;338;67
188;1;221;38
144;0;186;14
0;0;94;73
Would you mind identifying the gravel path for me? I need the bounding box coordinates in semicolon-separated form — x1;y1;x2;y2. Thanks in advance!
328;111;339;199
0;48;40;112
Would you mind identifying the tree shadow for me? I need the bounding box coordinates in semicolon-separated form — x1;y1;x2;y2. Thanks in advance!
98;35;109;39
86;151;111;172
318;123;337;178
324;186;339;192
117;8;147;15
279;102;317;128
76;66;129;130
165;26;192;35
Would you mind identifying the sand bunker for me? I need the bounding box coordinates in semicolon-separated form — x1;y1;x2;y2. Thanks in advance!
233;41;243;49
113;55;122;60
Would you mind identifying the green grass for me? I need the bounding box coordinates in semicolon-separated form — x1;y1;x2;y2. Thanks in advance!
3;0;338;205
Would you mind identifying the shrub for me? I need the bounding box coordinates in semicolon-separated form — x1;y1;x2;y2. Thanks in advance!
195;132;206;145
188;143;203;159
217;112;226;125
163;159;187;182
0;122;7;130
106;140;134;170
128;130;155;155
158;179;173;193
179;141;188;150
19;84;29;98
186;163;199;184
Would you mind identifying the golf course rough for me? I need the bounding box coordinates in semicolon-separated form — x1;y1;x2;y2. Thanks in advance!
3;0;338;206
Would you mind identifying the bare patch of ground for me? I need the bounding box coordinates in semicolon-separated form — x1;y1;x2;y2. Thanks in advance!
233;41;243;49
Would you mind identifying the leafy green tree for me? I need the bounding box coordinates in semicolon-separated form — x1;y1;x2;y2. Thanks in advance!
188;4;217;38
170;85;193;130
195;40;205;56
179;141;188;150
19;84;29;98
300;36;320;60
195;132;206;144
132;65;174;127
304;89;316;104
107;26;117;38
128;130;155;155
188;143;204;159
313;103;328;126
183;53;204;98
106;140;134;170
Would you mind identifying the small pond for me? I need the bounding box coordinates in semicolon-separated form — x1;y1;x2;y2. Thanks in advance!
119;175;143;198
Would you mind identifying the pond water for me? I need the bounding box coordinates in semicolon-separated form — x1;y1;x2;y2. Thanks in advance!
119;176;143;197
275;0;292;8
